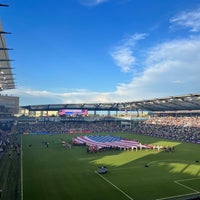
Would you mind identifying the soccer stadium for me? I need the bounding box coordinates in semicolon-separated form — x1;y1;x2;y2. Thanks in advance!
0;2;200;200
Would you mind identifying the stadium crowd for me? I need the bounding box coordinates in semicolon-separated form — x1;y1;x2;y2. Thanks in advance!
131;116;200;143
0;127;20;155
16;121;125;134
15;116;200;144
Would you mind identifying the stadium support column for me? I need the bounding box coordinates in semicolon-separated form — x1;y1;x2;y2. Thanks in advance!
40;111;43;117
108;110;110;116
94;110;96;116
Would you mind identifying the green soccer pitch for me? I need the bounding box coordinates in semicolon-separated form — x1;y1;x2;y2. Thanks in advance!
22;133;200;200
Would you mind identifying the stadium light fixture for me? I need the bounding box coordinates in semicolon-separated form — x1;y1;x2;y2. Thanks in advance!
0;67;15;70
0;31;11;34
0;48;13;50
0;4;8;7
0;74;15;76
0;59;14;62
0;67;15;69
1;78;15;80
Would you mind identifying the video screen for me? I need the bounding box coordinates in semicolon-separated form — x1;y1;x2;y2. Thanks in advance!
58;109;88;116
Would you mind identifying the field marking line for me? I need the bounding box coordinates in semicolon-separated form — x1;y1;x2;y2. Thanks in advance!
95;171;134;200
175;177;200;182
21;135;23;200
156;177;200;200
155;192;198;200
174;181;199;193
174;177;200;194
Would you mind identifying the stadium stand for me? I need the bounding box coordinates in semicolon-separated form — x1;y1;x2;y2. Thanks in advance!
131;116;200;144
15;114;200;144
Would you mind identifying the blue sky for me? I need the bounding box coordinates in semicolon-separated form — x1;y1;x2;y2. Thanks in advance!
1;0;200;106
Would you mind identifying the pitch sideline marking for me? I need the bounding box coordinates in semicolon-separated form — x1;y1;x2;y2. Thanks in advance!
21;135;23;200
156;177;200;200
156;192;198;200
175;177;200;183
174;179;199;193
95;171;134;200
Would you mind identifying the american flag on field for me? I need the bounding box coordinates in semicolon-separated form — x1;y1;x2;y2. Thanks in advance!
72;135;147;149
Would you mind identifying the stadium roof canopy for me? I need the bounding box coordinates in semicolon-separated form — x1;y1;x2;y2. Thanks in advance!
21;93;200;112
0;21;15;91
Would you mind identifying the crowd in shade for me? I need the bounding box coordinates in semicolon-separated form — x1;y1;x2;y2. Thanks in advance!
131;116;200;144
0;129;20;155
0;123;13;153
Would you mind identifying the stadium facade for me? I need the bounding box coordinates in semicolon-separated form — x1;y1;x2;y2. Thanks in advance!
20;93;200;117
0;5;19;120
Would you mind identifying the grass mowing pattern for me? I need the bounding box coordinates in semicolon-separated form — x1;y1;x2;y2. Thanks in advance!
23;133;200;200
0;135;21;200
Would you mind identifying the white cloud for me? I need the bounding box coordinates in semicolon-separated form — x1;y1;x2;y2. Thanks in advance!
4;8;200;107
2;87;113;105
110;33;147;72
170;7;200;32
79;0;108;6
111;47;136;72
115;37;200;99
4;36;200;106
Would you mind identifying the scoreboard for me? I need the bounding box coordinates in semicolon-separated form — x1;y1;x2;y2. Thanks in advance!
58;109;88;116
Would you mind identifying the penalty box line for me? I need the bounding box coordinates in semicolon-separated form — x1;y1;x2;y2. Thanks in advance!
175;177;200;194
156;177;200;200
95;171;134;200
